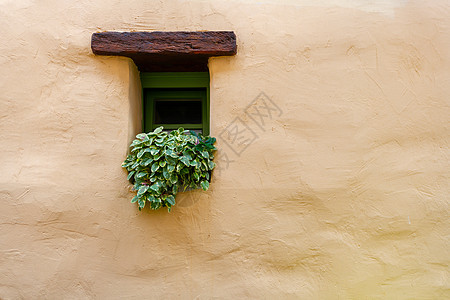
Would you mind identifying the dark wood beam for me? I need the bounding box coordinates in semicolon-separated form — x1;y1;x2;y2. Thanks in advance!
92;31;236;56
91;31;236;71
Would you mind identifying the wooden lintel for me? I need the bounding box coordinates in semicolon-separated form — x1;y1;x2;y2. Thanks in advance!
92;31;236;59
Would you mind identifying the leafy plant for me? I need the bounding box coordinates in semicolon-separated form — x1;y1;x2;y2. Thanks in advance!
122;127;217;211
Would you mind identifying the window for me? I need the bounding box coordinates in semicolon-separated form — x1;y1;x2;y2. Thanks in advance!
141;72;210;135
92;31;236;136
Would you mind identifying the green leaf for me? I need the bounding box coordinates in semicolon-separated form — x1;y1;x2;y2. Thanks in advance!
143;157;153;166
144;138;154;146
154;127;163;134
121;160;132;168
131;195;138;203
138;185;149;195
180;156;190;166
207;137;216;144
166;195;175;206
165;156;177;166
138;199;145;208
137;148;151;158
190;160;198;167
208;161;216;170
151;162;159;172
183;151;193;160
153;153;163;160
136;133;147;140
193;172;199;181
201;151;209;159
167;164;175;172
202;143;215;150
127;171;135;181
200;180;209;191
170;174;178;184
189;130;199;138
136;172;147;178
131;161;139;169
150;149;159;156
159;161;166;167
150;182;160;192
165;149;178;158
163;168;170;179
131;146;143;153
172;185;178;194
131;139;143;147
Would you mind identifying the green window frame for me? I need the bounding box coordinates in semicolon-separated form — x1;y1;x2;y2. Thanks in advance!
140;72;210;135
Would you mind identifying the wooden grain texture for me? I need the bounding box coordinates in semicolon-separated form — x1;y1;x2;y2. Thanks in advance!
91;31;236;56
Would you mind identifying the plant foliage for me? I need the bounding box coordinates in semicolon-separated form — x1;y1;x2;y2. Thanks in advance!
122;127;216;211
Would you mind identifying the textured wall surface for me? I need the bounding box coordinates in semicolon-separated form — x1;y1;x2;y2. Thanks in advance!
0;0;449;299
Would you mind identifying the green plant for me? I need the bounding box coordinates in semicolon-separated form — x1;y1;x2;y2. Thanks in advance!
122;127;216;211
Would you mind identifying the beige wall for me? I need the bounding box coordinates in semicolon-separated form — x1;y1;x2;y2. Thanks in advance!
1;0;449;298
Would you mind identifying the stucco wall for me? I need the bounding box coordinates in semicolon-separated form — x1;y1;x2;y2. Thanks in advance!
1;0;449;298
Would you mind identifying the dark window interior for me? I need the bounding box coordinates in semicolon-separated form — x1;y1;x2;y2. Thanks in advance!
143;86;208;134
154;99;202;124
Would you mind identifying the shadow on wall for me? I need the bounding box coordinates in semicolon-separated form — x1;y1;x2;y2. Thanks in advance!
128;60;142;145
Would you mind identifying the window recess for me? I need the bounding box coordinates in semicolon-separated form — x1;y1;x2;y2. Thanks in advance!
141;72;210;134
91;31;236;135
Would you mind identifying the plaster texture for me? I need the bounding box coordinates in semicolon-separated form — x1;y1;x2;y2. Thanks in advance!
0;0;449;298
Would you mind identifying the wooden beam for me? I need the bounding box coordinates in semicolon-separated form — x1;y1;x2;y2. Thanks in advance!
91;31;236;56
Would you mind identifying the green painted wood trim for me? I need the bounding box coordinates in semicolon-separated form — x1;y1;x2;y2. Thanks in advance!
141;72;209;88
